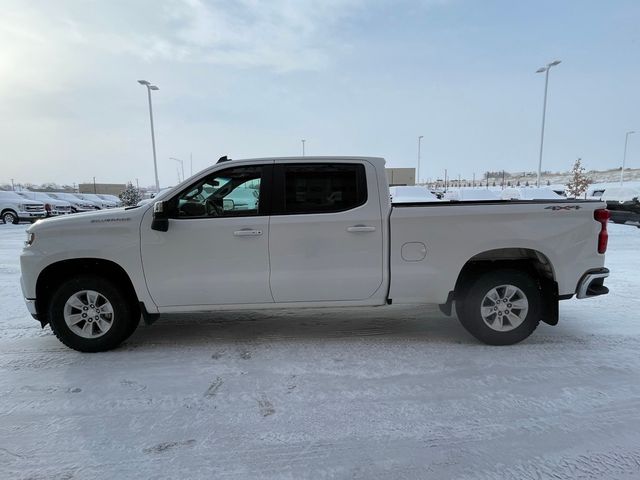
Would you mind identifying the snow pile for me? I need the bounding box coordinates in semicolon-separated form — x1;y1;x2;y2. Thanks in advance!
390;186;439;203
1;223;640;479
501;187;564;200
444;189;500;201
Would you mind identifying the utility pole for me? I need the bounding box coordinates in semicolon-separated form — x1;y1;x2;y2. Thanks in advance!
417;135;424;184
301;139;306;156
93;176;97;194
535;60;562;187
170;157;185;183
137;80;161;193
11;179;14;191
621;131;636;185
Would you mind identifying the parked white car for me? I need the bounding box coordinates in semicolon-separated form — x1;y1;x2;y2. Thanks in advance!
97;194;123;207
137;188;173;206
74;193;117;209
0;191;46;224
15;191;72;217
47;193;96;213
21;156;610;352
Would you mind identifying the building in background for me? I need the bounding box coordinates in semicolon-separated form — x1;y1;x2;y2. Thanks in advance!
385;168;416;186
78;183;127;195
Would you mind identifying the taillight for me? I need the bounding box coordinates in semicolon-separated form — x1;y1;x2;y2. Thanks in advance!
594;209;610;254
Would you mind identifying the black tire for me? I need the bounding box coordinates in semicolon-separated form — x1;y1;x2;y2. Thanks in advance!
48;275;139;352
457;269;542;346
2;210;19;225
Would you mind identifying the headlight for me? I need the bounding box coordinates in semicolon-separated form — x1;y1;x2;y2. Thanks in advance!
18;204;26;211
25;232;35;247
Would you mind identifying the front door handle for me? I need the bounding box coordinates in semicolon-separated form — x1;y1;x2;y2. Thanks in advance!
346;225;376;233
233;229;263;237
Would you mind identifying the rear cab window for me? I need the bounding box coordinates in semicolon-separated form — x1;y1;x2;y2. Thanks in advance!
273;163;367;215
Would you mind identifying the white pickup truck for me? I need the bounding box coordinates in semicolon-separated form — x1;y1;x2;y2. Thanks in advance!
20;157;610;352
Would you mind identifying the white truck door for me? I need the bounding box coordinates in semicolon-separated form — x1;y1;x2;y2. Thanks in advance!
268;161;384;302
140;164;273;307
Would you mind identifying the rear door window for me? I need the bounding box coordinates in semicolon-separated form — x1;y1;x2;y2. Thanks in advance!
274;163;367;215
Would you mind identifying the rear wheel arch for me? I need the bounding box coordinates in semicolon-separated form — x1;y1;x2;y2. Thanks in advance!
36;258;140;325
454;248;555;294
450;248;559;325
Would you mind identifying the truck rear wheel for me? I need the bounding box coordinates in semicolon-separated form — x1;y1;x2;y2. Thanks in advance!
457;269;541;345
48;275;139;352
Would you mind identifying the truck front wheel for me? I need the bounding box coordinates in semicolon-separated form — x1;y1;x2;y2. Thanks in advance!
457;269;541;345
2;210;19;224
48;275;139;352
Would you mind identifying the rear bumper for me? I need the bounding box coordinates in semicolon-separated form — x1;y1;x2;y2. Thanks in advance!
576;268;609;299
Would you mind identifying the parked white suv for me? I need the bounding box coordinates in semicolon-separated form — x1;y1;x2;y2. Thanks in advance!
15;192;72;217
0;191;46;224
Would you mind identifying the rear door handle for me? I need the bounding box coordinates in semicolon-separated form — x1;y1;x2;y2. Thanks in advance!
233;229;263;237
347;225;376;233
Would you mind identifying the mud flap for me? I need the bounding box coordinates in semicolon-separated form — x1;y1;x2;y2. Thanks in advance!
540;278;559;326
139;302;160;325
438;292;455;317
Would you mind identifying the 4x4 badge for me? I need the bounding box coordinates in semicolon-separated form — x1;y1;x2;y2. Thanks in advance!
545;205;582;211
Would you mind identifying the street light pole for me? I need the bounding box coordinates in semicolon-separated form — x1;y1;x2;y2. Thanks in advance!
417;135;423;185
301;139;306;156
170;157;185;183
535;60;561;187
138;80;160;193
621;131;636;185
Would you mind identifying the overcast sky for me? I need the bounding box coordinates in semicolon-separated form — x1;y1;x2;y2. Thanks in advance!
1;0;639;187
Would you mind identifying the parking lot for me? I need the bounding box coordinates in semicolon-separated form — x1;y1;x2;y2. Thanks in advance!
1;223;640;479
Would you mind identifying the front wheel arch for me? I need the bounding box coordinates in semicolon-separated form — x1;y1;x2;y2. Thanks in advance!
36;258;140;326
1;209;19;224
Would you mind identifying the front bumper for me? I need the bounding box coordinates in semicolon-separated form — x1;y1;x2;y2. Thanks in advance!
24;298;39;319
576;268;609;299
19;211;46;220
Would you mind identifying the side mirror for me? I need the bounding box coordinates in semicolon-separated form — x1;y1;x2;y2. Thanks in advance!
151;201;169;232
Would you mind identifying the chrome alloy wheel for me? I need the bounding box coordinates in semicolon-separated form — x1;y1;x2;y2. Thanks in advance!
63;290;115;339
480;284;529;332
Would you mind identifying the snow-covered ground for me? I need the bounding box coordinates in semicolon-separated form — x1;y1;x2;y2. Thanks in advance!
1;223;640;479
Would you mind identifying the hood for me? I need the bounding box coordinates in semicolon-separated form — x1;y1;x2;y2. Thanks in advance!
0;192;43;205
28;204;148;233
